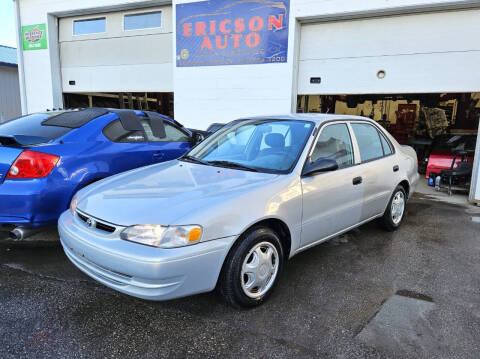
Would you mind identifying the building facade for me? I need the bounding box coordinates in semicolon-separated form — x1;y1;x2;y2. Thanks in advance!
0;45;21;122
13;0;480;201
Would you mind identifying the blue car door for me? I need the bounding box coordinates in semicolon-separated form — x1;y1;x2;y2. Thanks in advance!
102;120;156;172
138;119;192;163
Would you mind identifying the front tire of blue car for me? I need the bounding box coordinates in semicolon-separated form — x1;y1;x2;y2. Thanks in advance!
218;226;284;308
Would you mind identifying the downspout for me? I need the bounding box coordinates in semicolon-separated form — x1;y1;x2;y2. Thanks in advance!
13;0;28;114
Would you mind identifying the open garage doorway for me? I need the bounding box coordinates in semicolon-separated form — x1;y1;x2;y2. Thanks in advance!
297;93;480;203
63;92;174;118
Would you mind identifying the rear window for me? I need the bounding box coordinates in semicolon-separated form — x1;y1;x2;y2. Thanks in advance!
0;114;72;142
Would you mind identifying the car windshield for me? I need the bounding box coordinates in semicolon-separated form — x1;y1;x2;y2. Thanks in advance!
185;119;314;174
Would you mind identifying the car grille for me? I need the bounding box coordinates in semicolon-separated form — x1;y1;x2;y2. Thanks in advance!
76;210;117;234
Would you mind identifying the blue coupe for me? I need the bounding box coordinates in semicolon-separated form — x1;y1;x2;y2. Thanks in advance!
0;108;197;239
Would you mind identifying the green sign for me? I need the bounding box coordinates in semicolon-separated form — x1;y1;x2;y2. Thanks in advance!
22;24;48;51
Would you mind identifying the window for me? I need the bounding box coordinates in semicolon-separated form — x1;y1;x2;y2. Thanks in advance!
187;120;314;174
0;114;72;143
351;123;384;162
124;11;162;30
139;119;190;142
379;132;393;156
73;18;106;35
311;124;354;169
259;123;292;151
103;120;145;143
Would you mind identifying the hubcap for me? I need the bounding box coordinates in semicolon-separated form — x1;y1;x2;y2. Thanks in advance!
391;191;405;225
241;242;279;298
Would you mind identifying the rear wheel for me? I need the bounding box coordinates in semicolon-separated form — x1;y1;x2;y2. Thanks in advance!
379;185;407;231
218;227;284;308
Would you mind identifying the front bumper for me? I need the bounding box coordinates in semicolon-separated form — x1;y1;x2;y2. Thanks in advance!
58;211;236;301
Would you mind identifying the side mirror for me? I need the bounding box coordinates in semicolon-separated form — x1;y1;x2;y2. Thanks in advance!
192;131;205;145
302;158;338;177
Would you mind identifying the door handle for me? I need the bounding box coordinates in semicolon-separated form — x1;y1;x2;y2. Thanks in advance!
153;152;165;159
393;165;399;172
352;176;362;185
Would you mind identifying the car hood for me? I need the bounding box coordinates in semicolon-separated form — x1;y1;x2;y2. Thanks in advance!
77;160;279;226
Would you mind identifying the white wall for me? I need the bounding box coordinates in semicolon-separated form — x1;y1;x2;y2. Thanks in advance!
18;0;477;118
173;0;298;129
172;0;477;129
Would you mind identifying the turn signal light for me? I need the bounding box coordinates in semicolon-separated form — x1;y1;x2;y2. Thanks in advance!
7;150;60;179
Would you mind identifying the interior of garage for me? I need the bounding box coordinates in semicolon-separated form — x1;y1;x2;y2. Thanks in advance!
297;92;479;200
63;92;174;117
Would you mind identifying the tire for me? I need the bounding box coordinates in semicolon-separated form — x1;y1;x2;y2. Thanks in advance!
218;226;284;308
379;185;407;231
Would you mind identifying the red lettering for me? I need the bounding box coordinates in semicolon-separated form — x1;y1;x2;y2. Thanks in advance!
230;34;242;48
248;16;264;31
234;18;245;33
268;14;284;30
200;36;213;50
209;20;216;35
215;35;228;49
245;33;260;47
183;23;192;37
219;19;231;34
195;22;207;36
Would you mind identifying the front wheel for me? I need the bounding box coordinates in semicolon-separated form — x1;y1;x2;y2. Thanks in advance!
218;227;284;308
379;185;407;231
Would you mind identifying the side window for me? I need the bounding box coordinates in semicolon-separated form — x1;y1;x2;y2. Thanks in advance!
351;123;384;162
311;123;354;169
140;119;190;142
103;120;146;143
379;131;393;156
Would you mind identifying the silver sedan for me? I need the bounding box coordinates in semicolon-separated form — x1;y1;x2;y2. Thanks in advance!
59;114;419;307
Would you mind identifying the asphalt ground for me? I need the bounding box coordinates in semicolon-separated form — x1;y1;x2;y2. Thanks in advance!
0;196;479;358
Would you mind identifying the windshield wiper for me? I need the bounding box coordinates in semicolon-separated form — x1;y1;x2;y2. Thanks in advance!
180;155;210;166
206;160;259;172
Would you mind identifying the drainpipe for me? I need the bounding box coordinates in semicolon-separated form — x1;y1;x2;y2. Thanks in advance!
13;0;28;115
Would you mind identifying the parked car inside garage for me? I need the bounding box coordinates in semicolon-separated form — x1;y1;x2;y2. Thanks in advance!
0;108;201;240
59;114;419;307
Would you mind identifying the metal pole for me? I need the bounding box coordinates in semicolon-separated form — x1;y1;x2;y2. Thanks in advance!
13;0;28;114
468;115;480;204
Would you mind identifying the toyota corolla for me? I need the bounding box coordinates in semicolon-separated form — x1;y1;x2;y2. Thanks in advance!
59;114;419;307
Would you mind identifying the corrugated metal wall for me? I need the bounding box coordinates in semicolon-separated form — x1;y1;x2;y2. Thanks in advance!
0;66;21;122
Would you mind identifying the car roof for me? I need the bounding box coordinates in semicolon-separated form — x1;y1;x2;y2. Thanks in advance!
239;113;372;124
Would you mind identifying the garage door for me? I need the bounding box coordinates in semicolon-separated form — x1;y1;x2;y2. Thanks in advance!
59;6;173;93
298;9;480;95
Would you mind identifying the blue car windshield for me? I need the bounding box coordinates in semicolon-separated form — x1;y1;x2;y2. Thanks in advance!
0;113;72;142
186;119;314;174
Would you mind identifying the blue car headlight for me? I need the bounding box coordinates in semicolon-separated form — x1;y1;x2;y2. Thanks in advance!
120;225;203;248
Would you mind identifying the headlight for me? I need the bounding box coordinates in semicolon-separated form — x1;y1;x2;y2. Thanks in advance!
70;194;80;215
120;225;203;248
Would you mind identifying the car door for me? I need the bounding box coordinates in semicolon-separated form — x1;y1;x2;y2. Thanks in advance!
138;119;192;163
300;122;364;247
349;122;398;220
102;119;155;173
